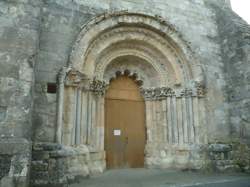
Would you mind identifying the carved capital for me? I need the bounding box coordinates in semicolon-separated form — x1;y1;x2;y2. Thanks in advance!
89;79;107;95
58;67;68;84
180;88;193;97
195;82;206;97
141;85;206;100
64;69;88;87
141;87;175;100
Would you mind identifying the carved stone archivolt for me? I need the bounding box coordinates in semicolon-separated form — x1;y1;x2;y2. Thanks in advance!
69;12;205;87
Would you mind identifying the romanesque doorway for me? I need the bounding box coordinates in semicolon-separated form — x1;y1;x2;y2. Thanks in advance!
105;75;146;169
58;13;206;171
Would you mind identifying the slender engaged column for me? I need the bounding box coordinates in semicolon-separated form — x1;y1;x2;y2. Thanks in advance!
167;97;172;144
100;97;105;150
81;91;88;144
95;96;101;150
193;96;199;144
145;100;153;143
155;101;162;142
56;68;67;144
91;96;97;148
75;88;81;145
71;88;77;145
182;97;188;143
188;97;194;143
151;101;156;142
177;98;183;144
172;96;178;144
162;99;167;142
87;93;92;145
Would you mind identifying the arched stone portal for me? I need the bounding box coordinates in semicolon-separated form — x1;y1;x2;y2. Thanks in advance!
56;12;207;171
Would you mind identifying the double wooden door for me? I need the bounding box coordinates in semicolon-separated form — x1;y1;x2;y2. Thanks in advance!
105;76;146;169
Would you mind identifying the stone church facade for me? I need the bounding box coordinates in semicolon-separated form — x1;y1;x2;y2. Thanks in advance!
0;0;249;186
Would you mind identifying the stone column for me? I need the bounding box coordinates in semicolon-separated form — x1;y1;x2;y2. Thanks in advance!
87;92;92;145
56;68;67;144
95;95;105;151
70;87;77;145
167;96;172;144
193;96;199;144
88;79;107;150
182;97;188;143
99;96;105;150
81;90;88;144
75;88;82;145
188;96;194;143
161;99;167;142
172;96;178;144
177;97;183;144
145;100;153;143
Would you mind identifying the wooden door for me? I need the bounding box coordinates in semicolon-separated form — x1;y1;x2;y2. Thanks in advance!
105;76;145;169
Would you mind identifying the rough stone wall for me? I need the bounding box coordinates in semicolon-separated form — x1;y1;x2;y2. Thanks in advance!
31;1;233;180
0;138;31;187
32;0;96;142
0;1;41;186
33;0;229;148
31;143;105;186
0;0;39;139
206;2;250;172
0;0;249;186
31;0;250;175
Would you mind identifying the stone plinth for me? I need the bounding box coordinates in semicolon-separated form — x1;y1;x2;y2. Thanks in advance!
0;137;31;187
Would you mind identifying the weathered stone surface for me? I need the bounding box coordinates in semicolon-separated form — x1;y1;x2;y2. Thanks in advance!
0;0;249;186
30;143;104;186
208;144;232;153
0;138;31;187
0;155;11;180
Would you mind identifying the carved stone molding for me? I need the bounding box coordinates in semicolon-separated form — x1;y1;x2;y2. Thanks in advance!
141;87;175;100
195;82;206;97
141;86;206;100
69;12;205;86
61;69;107;95
64;69;88;87
180;88;193;97
94;39;171;87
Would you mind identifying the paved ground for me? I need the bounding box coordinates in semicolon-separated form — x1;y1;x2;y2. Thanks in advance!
70;169;250;187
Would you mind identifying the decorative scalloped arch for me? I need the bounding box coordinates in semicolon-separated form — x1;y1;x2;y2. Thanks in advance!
69;11;204;88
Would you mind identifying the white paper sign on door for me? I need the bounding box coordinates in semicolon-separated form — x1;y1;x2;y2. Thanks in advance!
114;129;121;136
